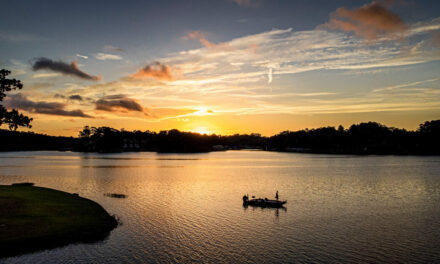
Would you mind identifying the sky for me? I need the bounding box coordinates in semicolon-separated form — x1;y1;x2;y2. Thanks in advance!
1;0;440;136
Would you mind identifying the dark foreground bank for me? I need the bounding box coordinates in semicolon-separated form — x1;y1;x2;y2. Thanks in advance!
0;184;117;258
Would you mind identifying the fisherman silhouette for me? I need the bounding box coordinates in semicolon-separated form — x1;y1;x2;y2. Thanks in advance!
276;191;279;200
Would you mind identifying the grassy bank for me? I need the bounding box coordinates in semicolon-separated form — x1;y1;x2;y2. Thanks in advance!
0;184;117;258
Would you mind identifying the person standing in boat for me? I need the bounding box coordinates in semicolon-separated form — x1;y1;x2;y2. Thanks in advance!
276;191;279;200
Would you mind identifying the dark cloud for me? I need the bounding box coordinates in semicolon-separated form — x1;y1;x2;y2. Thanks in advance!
130;61;174;81
32;57;101;81
323;1;407;40
103;94;127;100
5;93;92;118
95;97;143;112
54;94;84;101
68;94;83;101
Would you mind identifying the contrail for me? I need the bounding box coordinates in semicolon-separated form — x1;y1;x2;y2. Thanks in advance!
268;67;273;84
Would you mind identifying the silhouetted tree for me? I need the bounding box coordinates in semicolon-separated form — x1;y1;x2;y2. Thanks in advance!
0;129;77;151
418;120;440;134
417;120;440;154
0;69;32;130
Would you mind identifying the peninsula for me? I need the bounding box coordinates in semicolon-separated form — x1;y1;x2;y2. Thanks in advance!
0;184;117;258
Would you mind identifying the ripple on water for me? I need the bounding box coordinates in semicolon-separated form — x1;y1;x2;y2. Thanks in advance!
1;151;440;263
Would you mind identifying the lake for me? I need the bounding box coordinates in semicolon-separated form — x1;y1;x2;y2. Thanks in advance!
1;151;440;263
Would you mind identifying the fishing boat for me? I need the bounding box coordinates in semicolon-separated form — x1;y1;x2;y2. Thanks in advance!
242;194;287;208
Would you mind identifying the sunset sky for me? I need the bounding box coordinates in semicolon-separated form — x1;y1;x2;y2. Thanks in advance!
1;0;440;136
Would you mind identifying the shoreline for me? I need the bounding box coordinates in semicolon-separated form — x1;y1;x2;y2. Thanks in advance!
0;184;118;259
1;148;439;156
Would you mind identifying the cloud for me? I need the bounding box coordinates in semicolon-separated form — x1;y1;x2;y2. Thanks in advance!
150;108;199;119
55;93;91;102
92;93;199;119
103;45;125;53
166;22;440;89
32;57;101;81
76;54;88;59
79;17;440;119
323;1;407;40
95;53;123;61
0;32;41;42
183;31;216;48
5;93;92;118
268;68;273;84
232;0;260;8
95;96;144;112
372;78;439;92
130;61;174;81
25;83;53;90
33;73;61;79
432;32;440;45
183;31;231;50
7;59;27;76
68;95;83;101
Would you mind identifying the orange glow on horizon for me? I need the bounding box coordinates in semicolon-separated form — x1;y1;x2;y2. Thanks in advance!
184;119;220;135
190;126;212;135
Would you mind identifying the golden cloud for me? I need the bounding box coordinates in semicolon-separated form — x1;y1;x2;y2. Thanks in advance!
323;1;407;40
130;61;174;81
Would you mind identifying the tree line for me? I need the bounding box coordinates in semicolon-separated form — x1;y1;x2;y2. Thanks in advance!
1;120;439;155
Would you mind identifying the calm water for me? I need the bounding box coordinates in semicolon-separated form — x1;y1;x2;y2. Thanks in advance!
1;151;440;263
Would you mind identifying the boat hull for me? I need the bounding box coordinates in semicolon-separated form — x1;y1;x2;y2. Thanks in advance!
243;199;287;208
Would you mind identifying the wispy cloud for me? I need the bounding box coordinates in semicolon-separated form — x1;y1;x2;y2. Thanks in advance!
232;0;260;8
76;16;440;119
5;93;92;118
0;32;42;42
150;108;199;119
103;45;125;53
372;78;439;92
95;53;123;61
183;31;231;50
32;57;101;81
8;59;27;76
183;31;214;48
33;73;61;79
76;54;88;59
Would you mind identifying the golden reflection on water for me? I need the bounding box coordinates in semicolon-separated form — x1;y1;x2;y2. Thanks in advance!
0;151;440;263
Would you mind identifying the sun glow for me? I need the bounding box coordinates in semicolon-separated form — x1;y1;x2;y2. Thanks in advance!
191;126;212;135
184;120;220;135
193;107;214;116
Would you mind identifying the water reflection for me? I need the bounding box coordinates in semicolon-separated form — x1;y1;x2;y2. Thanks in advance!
243;204;287;220
80;156;206;161
0;151;439;263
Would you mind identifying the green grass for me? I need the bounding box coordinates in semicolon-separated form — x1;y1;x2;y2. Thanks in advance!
0;185;117;258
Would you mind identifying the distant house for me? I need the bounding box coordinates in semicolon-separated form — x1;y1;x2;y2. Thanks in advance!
212;145;225;151
123;138;140;150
